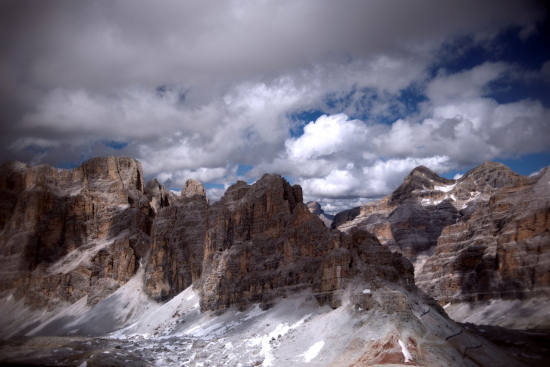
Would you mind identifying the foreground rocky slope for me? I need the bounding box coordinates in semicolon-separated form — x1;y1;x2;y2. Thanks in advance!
334;162;550;328
0;157;547;366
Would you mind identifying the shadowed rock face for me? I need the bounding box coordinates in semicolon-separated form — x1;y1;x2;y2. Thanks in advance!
199;174;415;311
305;201;334;227
331;206;360;229
334;161;550;305
335;165;461;264
144;180;209;302
0;157;152;308
417;166;550;303
0;159;417;317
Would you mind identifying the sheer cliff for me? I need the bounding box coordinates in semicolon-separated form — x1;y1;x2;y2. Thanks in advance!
199;174;415;311
0;157;151;309
0;157;544;366
334;161;550;326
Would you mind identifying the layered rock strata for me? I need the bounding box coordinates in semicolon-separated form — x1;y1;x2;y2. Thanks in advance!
199;174;415;311
417;166;550;303
0;157;152;308
334;161;550;306
144;179;209;301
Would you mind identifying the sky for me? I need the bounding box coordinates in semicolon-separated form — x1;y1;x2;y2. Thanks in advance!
1;0;549;214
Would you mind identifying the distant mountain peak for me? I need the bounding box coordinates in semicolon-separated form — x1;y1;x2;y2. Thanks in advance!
389;165;453;205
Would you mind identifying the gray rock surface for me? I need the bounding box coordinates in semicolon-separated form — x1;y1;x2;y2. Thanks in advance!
334;161;550;310
0;157;152;308
199;174;415;311
306;201;334;227
144;180;209;301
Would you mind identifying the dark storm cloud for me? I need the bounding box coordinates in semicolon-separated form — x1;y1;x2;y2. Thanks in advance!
0;0;548;210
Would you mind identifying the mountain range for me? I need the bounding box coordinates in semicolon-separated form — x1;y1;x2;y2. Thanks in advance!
0;156;548;366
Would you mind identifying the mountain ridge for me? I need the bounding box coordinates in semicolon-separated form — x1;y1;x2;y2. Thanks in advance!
0;156;548;366
333;161;550;329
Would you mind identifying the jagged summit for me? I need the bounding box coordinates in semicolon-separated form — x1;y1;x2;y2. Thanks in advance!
0;156;546;366
456;160;524;193
389;165;454;205
334;160;550;330
181;178;208;202
306;201;334;227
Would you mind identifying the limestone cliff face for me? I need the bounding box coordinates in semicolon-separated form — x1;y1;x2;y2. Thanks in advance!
145;179;175;214
0;157;152;308
330;206;360;229
334;161;549;305
144;179;209;301
199;174;414;311
335;166;461;265
417;166;550;303
0;159;419;318
305;201;334;227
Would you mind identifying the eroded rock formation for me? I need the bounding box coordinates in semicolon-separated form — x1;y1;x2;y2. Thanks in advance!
306;201;334;227
417;166;550;303
144;179;209;301
334;161;550;306
0;157;152;308
199;174;415;311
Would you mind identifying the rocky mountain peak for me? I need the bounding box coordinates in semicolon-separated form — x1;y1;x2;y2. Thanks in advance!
0;156;153;309
389;165;453;205
457;160;524;191
306;201;335;227
333;160;550;329
199;172;415;311
145;179;173;213
306;201;323;214
75;156;144;192
181;178;208;204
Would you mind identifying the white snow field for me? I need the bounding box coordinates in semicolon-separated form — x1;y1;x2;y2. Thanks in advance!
0;270;544;367
0;270;534;366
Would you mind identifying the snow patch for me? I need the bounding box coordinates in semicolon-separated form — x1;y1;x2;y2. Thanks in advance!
47;237;121;274
248;314;311;367
362;289;371;294
435;184;455;192
184;322;224;337
461;191;481;209
398;339;413;363
244;304;267;321
302;340;324;362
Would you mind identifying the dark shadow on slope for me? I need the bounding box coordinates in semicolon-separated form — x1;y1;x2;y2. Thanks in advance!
389;199;458;263
461;323;550;367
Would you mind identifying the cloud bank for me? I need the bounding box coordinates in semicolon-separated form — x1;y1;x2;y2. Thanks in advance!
1;0;549;213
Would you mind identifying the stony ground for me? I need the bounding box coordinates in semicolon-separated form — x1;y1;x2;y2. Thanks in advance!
2;289;550;366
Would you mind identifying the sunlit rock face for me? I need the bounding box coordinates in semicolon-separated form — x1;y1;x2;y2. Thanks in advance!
199;173;415;312
0;157;152;308
334;161;550;306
